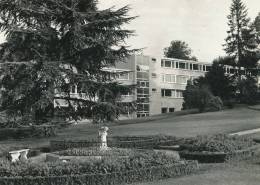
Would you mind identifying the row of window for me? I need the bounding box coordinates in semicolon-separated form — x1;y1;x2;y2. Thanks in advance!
161;74;198;84
161;89;183;98
161;107;175;114
137;81;149;87
161;59;211;72
117;73;130;80
224;67;246;75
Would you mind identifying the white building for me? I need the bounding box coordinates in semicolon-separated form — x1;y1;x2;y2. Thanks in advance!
115;55;211;118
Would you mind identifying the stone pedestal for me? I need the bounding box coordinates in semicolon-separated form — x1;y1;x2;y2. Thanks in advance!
98;127;109;150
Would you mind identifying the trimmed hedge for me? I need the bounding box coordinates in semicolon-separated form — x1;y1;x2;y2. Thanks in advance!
0;160;198;185
55;147;134;157
0;125;57;140
179;145;260;163
179;134;256;153
50;135;179;151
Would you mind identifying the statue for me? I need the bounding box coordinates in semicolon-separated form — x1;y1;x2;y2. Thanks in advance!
98;126;109;150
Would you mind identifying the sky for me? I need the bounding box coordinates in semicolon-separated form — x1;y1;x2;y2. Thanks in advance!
98;0;260;63
0;0;259;63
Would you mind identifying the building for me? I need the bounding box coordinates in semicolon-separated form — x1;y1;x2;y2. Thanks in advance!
115;55;212;118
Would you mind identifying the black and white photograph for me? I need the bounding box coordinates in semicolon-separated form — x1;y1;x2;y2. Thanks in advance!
0;0;259;184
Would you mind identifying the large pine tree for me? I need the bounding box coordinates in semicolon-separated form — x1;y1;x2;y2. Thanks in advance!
224;0;258;73
0;0;136;125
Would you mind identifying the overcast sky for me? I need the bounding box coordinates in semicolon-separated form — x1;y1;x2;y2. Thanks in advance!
0;0;259;63
99;0;259;63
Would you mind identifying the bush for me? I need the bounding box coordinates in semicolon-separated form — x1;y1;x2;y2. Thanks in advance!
207;96;223;111
0;125;57;140
183;82;223;112
0;150;183;177
55;147;134;157
180;134;256;153
50;135;179;151
0;160;199;185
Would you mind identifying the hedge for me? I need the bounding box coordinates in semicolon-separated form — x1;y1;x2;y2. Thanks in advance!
0;160;198;185
0;125;57;140
50;135;179;151
179;144;260;163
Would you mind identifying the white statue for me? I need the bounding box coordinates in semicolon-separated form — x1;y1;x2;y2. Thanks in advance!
98;126;109;150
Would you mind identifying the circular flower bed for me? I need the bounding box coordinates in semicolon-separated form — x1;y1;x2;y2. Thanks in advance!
0;150;181;177
178;134;258;163
180;134;256;153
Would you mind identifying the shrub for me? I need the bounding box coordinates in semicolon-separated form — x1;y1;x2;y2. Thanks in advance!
183;82;222;112
207;96;223;111
180;134;256;153
0;150;181;177
0;125;57;140
55;147;134;157
50;135;179;151
0;160;199;185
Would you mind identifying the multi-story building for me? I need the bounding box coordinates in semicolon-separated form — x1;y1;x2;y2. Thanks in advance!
115;55;212;118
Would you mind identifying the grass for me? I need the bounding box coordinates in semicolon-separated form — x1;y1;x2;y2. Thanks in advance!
110;106;260;137
132;154;260;185
0;106;260;184
1;106;260;152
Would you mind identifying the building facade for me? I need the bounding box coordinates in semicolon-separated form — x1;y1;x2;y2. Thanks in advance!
116;55;212;118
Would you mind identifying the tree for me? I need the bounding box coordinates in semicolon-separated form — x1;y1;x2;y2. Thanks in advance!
0;0;137;125
239;76;258;105
164;40;197;61
182;80;223;112
204;58;236;102
253;12;260;44
224;0;258;73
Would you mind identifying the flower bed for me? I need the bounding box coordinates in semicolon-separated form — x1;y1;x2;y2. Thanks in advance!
177;134;258;163
54;147;134;157
50;135;179;151
0;161;198;185
0;149;199;185
179;134;255;153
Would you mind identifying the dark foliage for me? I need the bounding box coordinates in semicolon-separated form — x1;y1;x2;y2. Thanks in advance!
164;40;197;61
0;0;137;124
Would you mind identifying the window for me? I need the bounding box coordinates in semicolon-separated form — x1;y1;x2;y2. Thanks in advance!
152;58;156;62
152;88;157;92
165;74;172;83
164;60;171;67
162;74;175;83
161;89;172;97
152;73;157;78
190;63;193;70
161;60;164;67
118;73;129;80
137;88;149;95
137;72;149;80
176;75;188;84
199;65;202;71
206;66;211;71
176;90;183;98
176;62;179;68
179;62;186;69
169;108;175;113
161;74;165;82
172;61;175;68
203;65;206;71
161;108;167;114
193;64;199;70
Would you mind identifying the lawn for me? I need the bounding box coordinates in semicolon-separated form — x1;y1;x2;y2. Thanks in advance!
0;106;260;151
133;154;260;185
110;106;260;137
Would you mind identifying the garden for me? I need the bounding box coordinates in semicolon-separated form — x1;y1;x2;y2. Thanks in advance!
0;129;259;185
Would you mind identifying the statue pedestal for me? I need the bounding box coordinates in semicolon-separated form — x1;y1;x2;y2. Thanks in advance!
98;127;109;150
